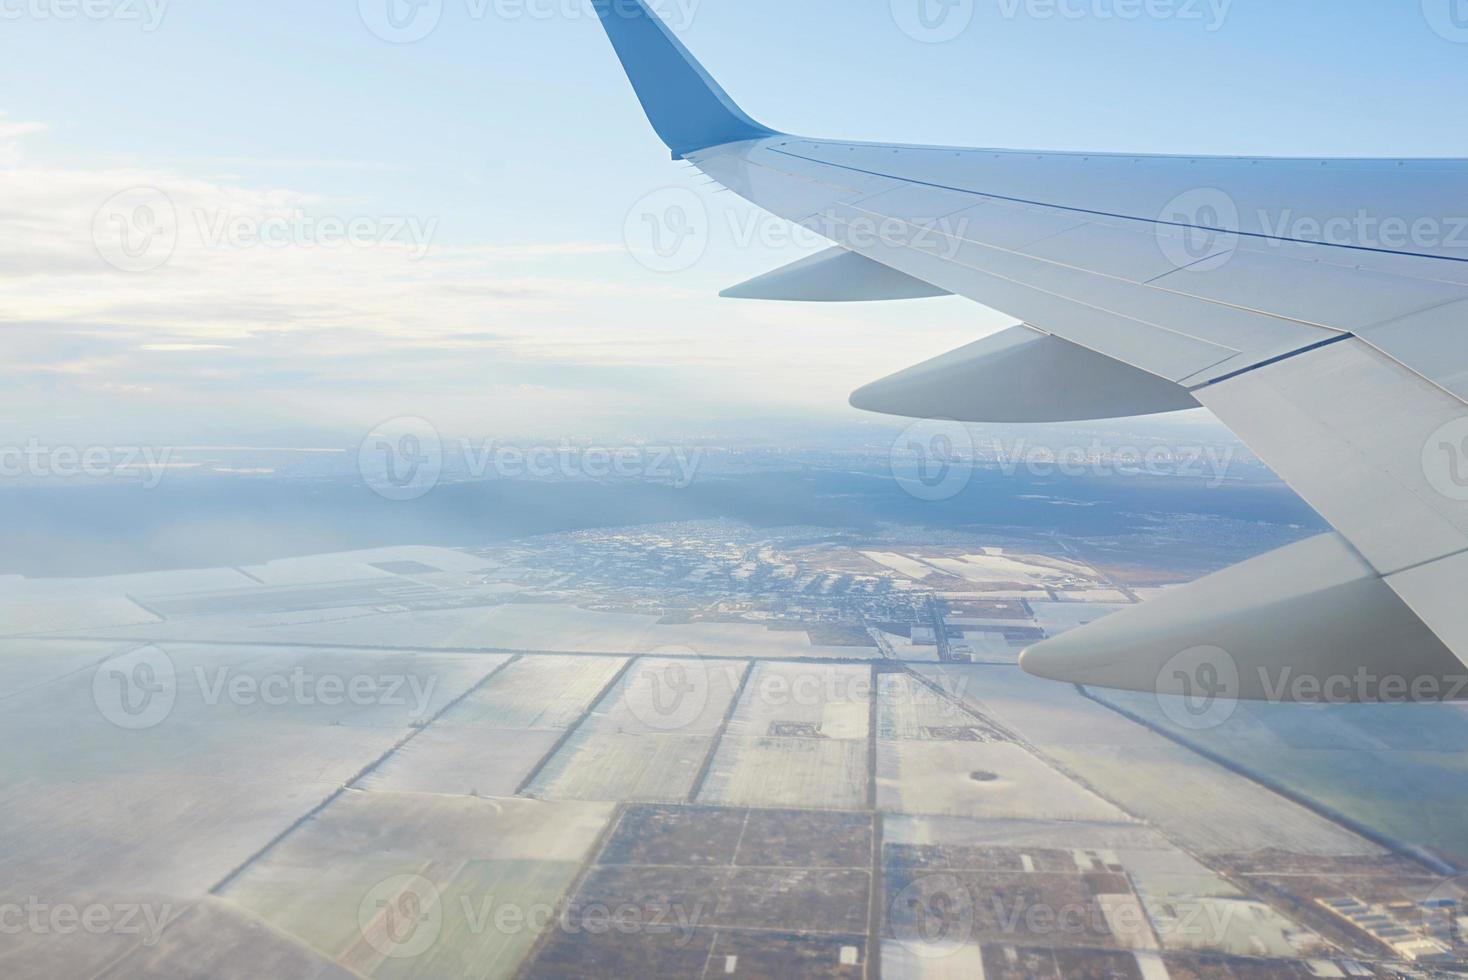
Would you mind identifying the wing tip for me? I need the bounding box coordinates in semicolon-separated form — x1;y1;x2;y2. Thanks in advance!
592;0;779;157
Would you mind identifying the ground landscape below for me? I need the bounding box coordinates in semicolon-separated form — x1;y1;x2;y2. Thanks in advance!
3;521;1467;978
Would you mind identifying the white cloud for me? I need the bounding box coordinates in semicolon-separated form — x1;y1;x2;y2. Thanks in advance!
0;118;990;444
0;113;47;166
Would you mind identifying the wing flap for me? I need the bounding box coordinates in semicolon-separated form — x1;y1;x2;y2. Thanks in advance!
1195;338;1468;576
1195;337;1468;672
1387;552;1468;673
1358;297;1468;403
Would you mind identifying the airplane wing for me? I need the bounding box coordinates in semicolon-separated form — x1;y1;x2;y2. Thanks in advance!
592;0;1468;702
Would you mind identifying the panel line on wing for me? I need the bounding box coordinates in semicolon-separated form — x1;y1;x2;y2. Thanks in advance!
815;198;1296;350
727;146;1404;343
1140;249;1239;282
810;209;1241;381
1186;335;1356;391
836;197;1354;336
768;147;1468;267
1381;543;1468;580
813;210;1243;351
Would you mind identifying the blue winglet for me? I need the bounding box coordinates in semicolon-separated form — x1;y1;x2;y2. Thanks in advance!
592;0;779;158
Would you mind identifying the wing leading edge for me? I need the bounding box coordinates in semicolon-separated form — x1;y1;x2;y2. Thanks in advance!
592;0;1468;701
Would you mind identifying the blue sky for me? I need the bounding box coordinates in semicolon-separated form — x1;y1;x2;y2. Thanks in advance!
2;0;1465;445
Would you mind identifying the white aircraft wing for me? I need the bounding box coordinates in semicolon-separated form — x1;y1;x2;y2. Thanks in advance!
593;0;1468;701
